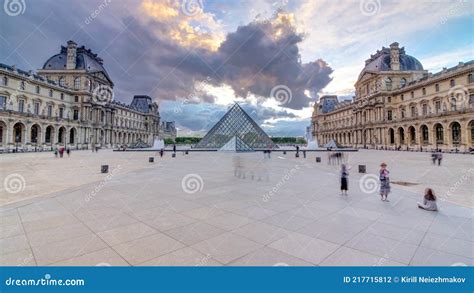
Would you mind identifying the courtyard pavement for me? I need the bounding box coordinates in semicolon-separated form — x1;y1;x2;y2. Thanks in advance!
0;149;472;266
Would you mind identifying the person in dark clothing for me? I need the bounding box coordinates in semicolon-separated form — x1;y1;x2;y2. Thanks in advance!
173;144;176;153
340;164;349;195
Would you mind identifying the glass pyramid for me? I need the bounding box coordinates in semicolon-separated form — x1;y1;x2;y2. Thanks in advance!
218;136;254;152
195;103;277;149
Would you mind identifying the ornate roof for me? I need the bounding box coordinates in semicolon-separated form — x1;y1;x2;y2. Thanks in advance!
358;44;423;81
42;41;113;85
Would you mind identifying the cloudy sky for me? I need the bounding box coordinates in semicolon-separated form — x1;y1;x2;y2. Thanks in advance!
1;0;472;136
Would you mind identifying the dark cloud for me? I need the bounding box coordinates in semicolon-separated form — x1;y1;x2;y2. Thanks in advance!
1;1;332;110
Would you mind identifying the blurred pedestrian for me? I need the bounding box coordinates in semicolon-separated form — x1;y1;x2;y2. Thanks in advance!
379;162;391;202
340;164;349;195
417;188;438;211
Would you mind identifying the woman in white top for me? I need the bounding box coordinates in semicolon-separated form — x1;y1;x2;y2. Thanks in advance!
417;188;438;211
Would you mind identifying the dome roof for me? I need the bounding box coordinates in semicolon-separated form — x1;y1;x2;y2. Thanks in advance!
358;45;423;80
42;43;113;85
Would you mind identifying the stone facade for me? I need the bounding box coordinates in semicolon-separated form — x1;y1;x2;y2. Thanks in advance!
160;121;177;139
312;42;474;151
0;41;160;151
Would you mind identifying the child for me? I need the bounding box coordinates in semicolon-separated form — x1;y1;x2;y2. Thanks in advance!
417;188;438;211
340;164;349;195
379;162;390;202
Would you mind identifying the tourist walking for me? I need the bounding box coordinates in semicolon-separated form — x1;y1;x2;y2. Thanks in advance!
436;151;443;166
431;152;437;165
54;148;58;158
173;144;176;153
159;148;164;157
66;148;71;157
379;162;391;201
340;164;349;195
417;188;438;211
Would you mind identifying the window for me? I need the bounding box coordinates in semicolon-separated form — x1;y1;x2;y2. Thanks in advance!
73;109;79;120
387;97;391;103
411;106;416;117
60;93;64;100
435;124;444;143
35;85;40;94
451;98;457;111
387;110;392;121
421;125;429;143
410;91;414;99
34;102;39;115
400;108;405;118
1;76;7;86
422;88;426;95
469;74;474;83
49;89;53;97
19;81;25;90
470;94;474;105
74;96;79;102
400;94;404;101
101;111;105;122
435;101;441;113
0;96;6;110
47;105;52;117
74;77;80;90
59;77;65;87
450;79;455;87
59;107;64;118
400;78;406;88
451;122;461;144
18;99;24;113
435;84;439;92
385;77;392;90
422;104;428;115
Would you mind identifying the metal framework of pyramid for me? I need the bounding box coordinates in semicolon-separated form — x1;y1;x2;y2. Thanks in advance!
218;136;254;152
195;103;277;149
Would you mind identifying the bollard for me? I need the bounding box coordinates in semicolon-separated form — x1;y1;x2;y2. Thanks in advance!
101;165;109;173
149;157;154;163
185;150;189;155
316;157;321;163
283;151;286;155
358;165;366;173
172;153;176;158
295;152;299;158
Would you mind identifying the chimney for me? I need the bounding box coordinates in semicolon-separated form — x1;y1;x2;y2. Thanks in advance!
389;42;400;71
66;40;77;70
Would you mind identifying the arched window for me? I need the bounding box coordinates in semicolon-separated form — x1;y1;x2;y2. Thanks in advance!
2;76;7;86
59;77;65;87
451;122;461;144
468;74;473;83
450;79;455;87
435;84;439;92
389;128;395;144
435;124;444;143
400;78;406;88
35;85;40;94
74;77;80;90
421;125;429;144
